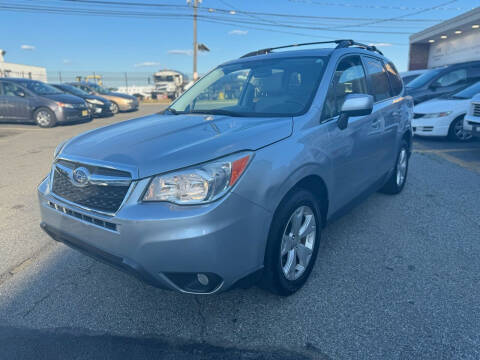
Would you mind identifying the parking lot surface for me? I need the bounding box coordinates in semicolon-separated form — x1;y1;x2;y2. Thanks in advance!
0;106;479;359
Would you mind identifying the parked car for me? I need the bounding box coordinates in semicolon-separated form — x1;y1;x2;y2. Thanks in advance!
52;83;113;118
413;81;480;141
400;69;428;85
405;61;480;104
69;82;138;113
0;78;90;127
38;40;413;295
463;93;480;139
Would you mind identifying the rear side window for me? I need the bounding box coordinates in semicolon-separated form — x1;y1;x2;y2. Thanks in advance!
385;62;403;96
364;57;392;102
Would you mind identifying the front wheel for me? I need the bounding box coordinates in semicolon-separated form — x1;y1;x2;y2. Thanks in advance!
262;189;322;296
449;115;472;142
34;108;56;128
379;140;409;194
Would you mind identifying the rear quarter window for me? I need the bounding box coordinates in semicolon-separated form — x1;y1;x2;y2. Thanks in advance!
385;62;403;96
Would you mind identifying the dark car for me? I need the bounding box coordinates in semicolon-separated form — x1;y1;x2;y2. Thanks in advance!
52;83;113;118
405;61;480;104
68;82;138;114
0;78;90;127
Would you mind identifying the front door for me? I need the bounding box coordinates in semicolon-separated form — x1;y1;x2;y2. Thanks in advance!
0;82;32;122
321;55;383;213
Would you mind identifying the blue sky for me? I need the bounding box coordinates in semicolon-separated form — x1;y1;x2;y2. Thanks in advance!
0;0;478;82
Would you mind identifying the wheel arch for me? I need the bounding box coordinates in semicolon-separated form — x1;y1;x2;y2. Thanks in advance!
275;174;329;228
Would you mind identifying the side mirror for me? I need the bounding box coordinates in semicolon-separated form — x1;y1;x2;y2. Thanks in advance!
337;94;374;130
429;82;439;90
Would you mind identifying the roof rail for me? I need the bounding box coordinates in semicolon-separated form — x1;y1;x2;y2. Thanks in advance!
240;39;383;58
335;39;383;55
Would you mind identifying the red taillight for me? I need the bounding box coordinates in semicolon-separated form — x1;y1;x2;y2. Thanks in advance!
229;155;250;186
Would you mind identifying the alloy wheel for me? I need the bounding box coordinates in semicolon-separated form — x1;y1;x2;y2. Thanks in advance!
396;148;408;186
453;119;472;141
280;205;317;281
36;110;52;127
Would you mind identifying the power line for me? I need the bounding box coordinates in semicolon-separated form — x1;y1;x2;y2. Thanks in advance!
0;2;416;34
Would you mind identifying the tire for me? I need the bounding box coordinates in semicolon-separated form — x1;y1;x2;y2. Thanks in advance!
34;108;56;128
262;189;322;296
379;140;409;195
448;115;472;142
110;102;119;114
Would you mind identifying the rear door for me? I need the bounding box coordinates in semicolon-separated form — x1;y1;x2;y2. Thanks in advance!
0;81;32;122
322;55;382;210
363;57;403;172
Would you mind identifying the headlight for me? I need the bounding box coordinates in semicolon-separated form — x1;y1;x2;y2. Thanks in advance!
86;98;104;105
54;140;68;158
56;102;74;109
143;152;252;204
423;111;452;118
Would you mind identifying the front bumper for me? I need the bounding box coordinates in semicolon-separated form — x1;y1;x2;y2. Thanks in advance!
55;107;91;123
37;177;271;294
412;116;452;137
463;116;480;138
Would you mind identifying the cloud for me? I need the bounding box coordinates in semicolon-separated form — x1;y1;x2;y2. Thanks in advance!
368;42;392;47
134;61;161;68
20;44;35;51
228;30;248;35
167;49;193;56
63;59;72;64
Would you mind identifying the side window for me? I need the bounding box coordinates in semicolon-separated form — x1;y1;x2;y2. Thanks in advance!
434;68;467;87
2;82;24;97
385;62;403;96
364;57;392;102
322;56;368;119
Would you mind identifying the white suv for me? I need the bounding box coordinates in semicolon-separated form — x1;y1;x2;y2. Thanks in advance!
464;93;480;139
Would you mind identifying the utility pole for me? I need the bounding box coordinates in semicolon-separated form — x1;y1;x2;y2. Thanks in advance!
192;0;199;81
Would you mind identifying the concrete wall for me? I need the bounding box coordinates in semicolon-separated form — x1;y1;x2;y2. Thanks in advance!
428;31;480;68
0;62;47;82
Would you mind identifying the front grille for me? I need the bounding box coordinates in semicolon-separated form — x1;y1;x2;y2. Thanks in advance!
52;160;131;213
48;201;117;231
413;113;424;119
472;103;480;117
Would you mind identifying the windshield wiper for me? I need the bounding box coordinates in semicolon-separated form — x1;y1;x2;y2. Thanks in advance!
164;107;179;115
190;109;242;117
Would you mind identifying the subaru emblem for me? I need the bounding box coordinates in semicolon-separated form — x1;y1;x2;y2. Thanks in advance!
72;167;90;186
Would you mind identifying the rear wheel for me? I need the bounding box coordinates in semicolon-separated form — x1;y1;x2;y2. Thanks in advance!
448;115;472;142
34;108;56;128
379;140;409;194
262;189;321;296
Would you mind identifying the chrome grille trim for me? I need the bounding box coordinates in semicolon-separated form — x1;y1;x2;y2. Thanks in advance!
47;201;118;232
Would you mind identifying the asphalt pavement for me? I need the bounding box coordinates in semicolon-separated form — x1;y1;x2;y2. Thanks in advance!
0;106;479;359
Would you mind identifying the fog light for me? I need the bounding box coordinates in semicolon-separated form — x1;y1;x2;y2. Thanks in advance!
197;273;209;286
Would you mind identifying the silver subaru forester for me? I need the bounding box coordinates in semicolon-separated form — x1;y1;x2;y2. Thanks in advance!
38;40;413;295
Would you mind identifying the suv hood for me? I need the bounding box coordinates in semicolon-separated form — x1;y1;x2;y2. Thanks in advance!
60;114;293;179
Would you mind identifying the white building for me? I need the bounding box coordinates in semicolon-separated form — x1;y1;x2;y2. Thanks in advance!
409;8;480;70
0;49;47;82
116;85;155;98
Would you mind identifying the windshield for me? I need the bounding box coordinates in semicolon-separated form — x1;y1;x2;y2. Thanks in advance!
155;75;174;82
406;68;443;88
57;84;88;97
170;57;327;117
448;81;480;99
87;83;110;95
17;80;63;95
